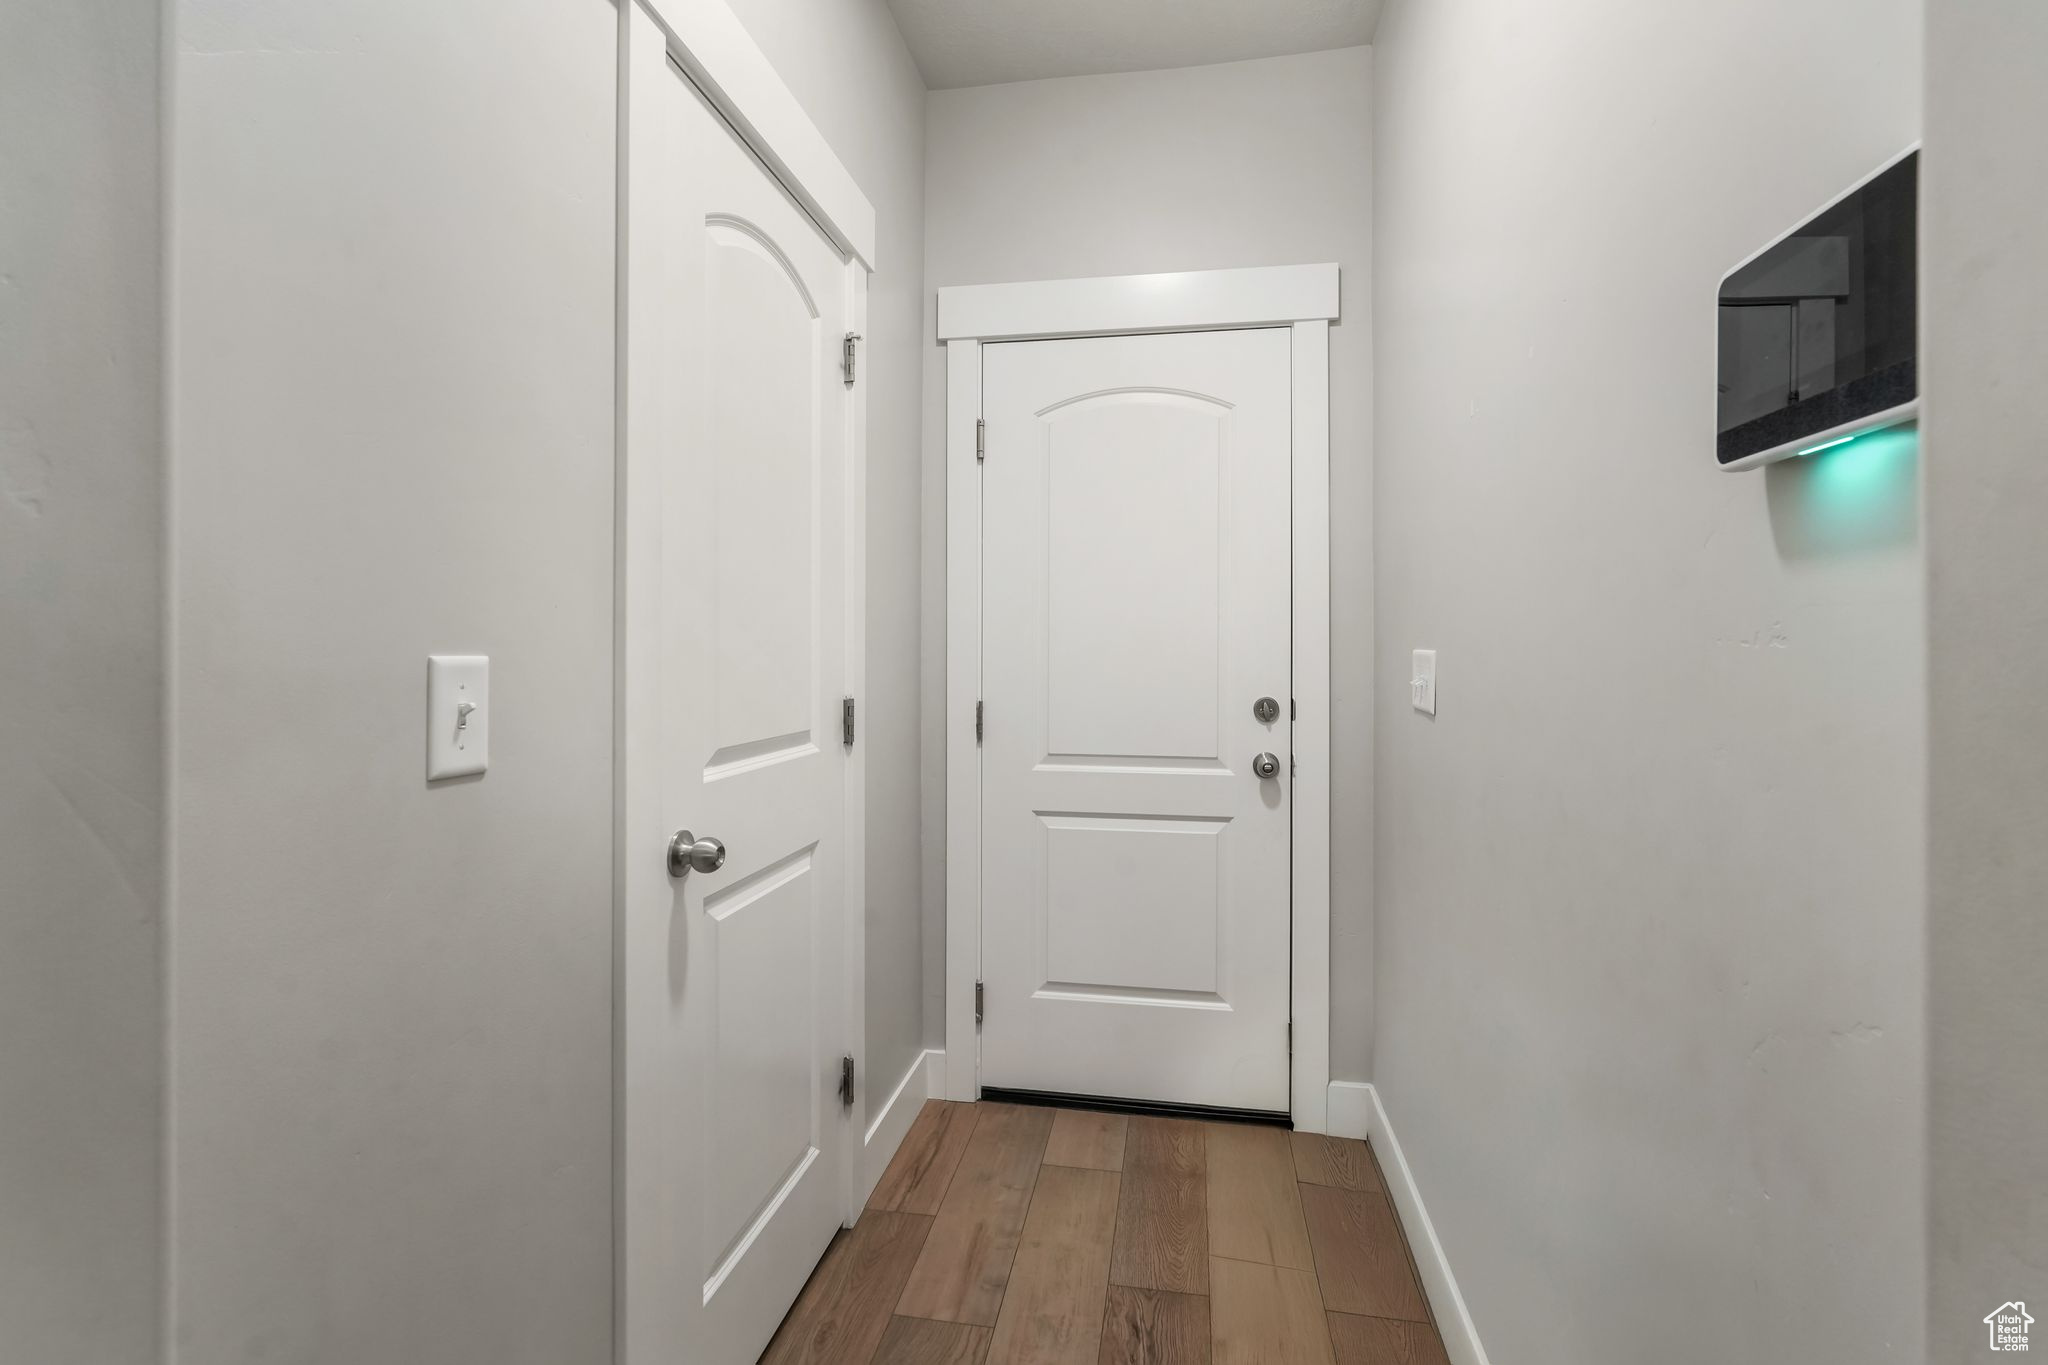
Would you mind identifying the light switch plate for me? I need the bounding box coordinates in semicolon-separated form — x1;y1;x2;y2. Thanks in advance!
427;654;489;780
1411;649;1437;716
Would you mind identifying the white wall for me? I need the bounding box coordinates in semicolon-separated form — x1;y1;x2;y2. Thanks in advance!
1371;1;1926;1361
165;1;928;1359
921;47;1378;1079
722;0;932;1113
1924;3;2048;1359
0;4;163;1361
168;2;617;1360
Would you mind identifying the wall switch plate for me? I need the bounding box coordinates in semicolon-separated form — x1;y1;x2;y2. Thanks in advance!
427;655;489;780
1411;649;1437;716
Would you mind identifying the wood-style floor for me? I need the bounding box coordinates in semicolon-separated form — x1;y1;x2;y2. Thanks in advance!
760;1101;1451;1365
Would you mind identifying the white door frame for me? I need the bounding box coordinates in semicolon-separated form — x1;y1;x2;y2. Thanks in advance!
615;1;872;1362
938;264;1338;1133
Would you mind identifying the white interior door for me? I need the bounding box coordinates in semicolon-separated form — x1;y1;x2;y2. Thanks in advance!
625;34;853;1365
979;327;1293;1114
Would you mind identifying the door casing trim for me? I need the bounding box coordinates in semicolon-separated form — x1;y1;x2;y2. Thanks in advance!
939;264;1338;1133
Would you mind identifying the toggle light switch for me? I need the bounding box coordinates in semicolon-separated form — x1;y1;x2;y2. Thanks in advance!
1411;649;1437;716
427;654;489;780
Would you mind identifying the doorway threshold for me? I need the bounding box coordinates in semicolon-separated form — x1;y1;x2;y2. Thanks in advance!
979;1086;1293;1129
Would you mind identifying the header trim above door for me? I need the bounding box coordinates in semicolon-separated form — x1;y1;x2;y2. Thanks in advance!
941;265;1337;1134
937;263;1338;342
634;0;877;269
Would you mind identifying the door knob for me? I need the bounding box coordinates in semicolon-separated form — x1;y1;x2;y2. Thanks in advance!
1252;752;1281;780
667;829;727;877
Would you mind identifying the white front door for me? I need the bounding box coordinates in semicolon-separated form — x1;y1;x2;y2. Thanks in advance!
978;327;1294;1114
625;34;853;1365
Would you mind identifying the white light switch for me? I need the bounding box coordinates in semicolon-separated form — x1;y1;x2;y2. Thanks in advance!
427;654;489;780
1411;649;1437;716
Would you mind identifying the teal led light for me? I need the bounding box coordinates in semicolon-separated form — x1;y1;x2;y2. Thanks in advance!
1807;424;1918;511
1797;433;1860;456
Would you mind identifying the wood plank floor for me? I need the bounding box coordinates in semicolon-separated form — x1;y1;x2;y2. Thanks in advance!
759;1103;1448;1365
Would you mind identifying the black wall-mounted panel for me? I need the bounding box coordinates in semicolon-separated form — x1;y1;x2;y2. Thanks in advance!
1717;150;1917;467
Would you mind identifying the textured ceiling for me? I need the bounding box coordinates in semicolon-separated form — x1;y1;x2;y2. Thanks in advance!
887;0;1383;90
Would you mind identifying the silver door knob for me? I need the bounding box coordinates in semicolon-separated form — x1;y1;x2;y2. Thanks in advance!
1252;752;1281;780
667;829;726;877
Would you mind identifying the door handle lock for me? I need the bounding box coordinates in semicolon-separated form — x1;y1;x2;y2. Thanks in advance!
667;829;727;877
1252;752;1281;780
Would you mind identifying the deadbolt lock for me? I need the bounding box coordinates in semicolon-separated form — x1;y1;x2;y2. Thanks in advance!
1253;696;1280;724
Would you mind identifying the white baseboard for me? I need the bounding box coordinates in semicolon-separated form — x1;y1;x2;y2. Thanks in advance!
860;1047;944;1206
1362;1083;1491;1365
1325;1080;1373;1139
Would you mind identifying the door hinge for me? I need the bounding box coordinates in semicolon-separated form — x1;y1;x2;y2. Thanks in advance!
975;700;984;744
838;1054;855;1107
975;417;985;462
841;332;861;385
974;980;984;1026
1291;697;1297;721
842;695;856;747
